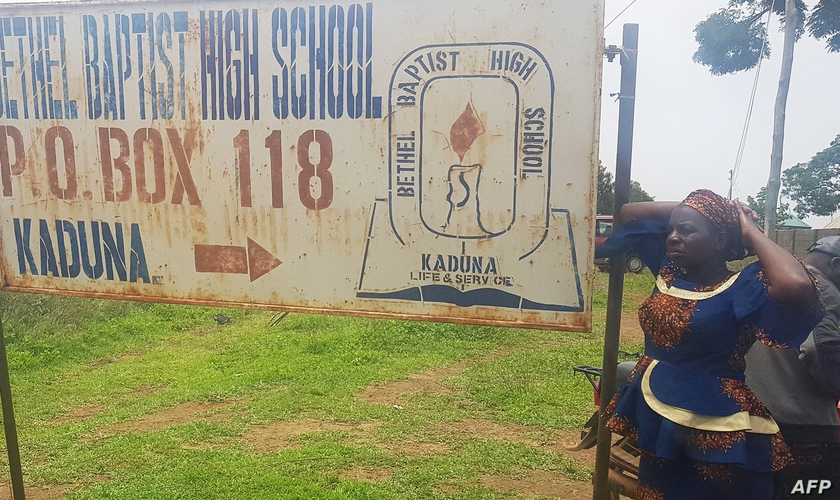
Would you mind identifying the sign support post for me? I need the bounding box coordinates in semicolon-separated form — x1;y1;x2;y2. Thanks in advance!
0;315;25;500
593;23;639;500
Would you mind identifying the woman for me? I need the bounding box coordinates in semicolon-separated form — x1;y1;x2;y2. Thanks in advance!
600;189;823;500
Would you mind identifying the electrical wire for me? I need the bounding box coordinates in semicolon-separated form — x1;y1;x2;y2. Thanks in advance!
605;0;772;202
605;0;640;29
729;0;776;198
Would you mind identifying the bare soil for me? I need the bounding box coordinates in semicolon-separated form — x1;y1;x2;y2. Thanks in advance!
339;466;393;483
243;419;381;453
129;386;165;397
0;476;108;500
47;405;106;425
0;484;70;500
355;362;464;405
87;400;243;439
620;313;645;344
482;470;592;499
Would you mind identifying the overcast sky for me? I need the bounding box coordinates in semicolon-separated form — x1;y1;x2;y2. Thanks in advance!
600;0;840;228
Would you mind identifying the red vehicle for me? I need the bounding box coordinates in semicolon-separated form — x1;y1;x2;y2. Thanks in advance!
595;215;644;273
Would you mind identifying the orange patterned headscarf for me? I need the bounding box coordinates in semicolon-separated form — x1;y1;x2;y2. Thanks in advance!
681;189;745;261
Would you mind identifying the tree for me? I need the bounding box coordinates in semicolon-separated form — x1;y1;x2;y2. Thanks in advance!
597;163;654;215
597;162;615;215
807;0;840;52
630;181;654;205
782;134;840;217
746;186;793;225
693;0;839;233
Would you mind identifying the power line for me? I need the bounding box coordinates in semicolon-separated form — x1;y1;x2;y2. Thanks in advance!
730;0;776;199
605;0;640;29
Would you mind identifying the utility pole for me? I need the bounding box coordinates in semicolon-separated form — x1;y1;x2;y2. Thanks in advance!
728;169;734;199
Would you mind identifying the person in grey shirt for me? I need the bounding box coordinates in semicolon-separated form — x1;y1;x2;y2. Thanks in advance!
746;236;840;499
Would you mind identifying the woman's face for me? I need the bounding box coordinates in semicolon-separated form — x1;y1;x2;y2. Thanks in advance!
666;205;726;269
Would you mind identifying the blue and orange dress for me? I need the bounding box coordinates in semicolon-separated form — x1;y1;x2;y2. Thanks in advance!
599;216;823;500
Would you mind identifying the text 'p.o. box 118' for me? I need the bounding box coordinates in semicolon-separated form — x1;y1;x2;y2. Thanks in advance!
0;0;603;331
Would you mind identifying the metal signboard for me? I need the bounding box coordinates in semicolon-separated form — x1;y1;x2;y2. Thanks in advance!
0;0;603;331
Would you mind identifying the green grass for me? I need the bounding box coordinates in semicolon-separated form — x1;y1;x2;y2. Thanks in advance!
0;271;652;499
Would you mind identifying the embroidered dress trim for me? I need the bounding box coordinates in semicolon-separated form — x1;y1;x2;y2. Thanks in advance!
641;360;779;434
655;272;741;300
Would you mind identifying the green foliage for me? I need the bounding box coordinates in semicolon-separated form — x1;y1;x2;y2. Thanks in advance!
694;0;836;75
597;162;614;215
782;134;840;217
745;186;793;224
808;0;840;52
694;0;836;232
597;163;655;215
693;8;771;75
630;181;655;204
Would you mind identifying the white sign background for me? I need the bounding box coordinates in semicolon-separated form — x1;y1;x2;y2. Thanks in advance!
0;0;603;331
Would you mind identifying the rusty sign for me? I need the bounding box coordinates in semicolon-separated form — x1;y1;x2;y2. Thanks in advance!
0;0;603;331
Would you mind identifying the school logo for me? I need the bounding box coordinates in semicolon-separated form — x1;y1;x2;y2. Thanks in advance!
357;42;584;312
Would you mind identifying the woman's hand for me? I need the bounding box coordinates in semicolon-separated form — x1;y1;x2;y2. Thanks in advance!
731;200;764;254
729;199;817;305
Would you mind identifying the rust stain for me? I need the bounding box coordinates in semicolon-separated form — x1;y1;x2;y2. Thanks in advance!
190;217;207;235
267;130;283;208
185;17;201;44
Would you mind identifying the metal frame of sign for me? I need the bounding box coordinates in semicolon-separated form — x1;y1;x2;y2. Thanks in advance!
0;1;608;497
0;0;603;332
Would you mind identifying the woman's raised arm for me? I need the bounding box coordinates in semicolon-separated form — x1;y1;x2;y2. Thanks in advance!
615;201;680;228
733;201;818;306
